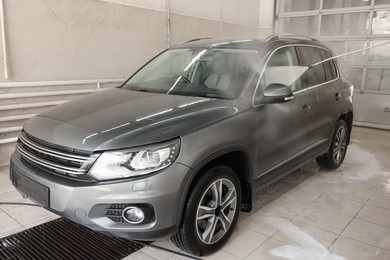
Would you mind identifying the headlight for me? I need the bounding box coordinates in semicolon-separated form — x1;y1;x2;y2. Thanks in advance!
89;140;180;180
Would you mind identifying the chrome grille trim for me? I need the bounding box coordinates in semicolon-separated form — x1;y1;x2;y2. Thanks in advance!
17;132;97;176
17;143;87;175
20;134;91;162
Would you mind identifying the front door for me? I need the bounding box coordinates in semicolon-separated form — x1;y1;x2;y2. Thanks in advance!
254;46;310;178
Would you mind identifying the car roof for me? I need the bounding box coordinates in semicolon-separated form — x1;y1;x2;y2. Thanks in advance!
174;34;332;52
175;38;266;49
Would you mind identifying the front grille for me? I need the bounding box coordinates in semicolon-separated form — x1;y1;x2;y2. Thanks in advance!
105;204;127;223
17;132;98;178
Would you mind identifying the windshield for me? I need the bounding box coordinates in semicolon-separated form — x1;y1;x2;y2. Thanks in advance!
121;48;259;99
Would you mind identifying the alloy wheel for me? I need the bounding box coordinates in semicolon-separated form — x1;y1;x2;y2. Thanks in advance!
195;178;237;244
333;125;347;163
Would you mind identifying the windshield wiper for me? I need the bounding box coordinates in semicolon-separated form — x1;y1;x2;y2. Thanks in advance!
179;76;190;83
205;93;226;98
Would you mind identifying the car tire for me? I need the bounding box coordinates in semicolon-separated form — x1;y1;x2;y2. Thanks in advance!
316;119;349;169
171;165;242;256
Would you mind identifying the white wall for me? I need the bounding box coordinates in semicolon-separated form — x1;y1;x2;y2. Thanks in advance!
0;0;275;166
99;0;273;27
0;0;274;83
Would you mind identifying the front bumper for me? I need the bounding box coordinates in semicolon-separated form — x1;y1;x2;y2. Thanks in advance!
10;151;191;240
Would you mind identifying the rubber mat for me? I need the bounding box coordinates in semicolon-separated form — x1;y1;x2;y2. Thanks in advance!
0;218;147;260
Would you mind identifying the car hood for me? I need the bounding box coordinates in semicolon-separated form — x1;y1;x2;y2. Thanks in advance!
23;88;235;152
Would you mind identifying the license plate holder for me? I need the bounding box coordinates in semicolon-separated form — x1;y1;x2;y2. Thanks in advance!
13;170;50;207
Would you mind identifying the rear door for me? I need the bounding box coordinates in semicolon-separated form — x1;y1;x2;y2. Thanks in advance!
297;46;338;153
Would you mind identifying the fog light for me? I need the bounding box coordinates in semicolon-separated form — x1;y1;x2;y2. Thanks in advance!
122;207;145;224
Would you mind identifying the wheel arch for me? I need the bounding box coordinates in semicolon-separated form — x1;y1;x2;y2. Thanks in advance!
176;148;253;227
339;110;353;144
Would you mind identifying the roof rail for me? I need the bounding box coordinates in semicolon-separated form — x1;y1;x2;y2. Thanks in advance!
263;33;318;42
180;37;215;44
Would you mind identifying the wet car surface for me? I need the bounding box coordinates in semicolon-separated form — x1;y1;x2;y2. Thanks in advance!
9;35;353;256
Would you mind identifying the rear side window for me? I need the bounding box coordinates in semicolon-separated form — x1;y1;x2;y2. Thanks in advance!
321;50;338;80
298;46;327;87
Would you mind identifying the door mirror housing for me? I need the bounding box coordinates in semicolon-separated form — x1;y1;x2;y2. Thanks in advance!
259;83;293;104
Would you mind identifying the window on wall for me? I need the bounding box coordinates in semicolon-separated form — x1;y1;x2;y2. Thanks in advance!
374;0;390;5
321;13;370;36
275;0;390;94
321;41;367;64
372;11;390;35
278;16;318;36
344;67;364;90
323;0;370;9
368;41;390;63
365;68;390;91
279;0;320;12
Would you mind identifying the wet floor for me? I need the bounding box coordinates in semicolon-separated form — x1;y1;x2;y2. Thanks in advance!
127;126;390;259
1;126;390;259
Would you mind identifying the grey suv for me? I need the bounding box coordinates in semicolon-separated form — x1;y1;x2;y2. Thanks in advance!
10;35;353;256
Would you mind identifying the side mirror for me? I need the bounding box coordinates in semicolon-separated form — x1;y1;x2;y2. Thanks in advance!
260;83;293;104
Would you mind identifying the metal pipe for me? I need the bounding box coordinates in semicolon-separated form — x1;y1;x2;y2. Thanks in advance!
166;0;171;48
309;40;390;68
0;78;124;88
0;0;8;79
219;0;223;37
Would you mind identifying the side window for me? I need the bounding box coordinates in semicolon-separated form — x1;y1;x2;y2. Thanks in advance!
261;46;302;92
298;47;327;87
325;50;338;79
320;49;334;81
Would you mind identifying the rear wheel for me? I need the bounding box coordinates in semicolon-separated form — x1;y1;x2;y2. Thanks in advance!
171;165;241;256
316;119;349;169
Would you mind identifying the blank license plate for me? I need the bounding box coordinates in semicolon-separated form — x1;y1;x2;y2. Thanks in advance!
13;170;50;207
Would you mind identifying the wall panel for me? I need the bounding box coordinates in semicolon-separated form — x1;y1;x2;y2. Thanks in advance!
0;0;275;166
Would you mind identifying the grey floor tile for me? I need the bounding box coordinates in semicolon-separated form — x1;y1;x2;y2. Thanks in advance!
123;251;156;260
0;212;23;237
342;219;390;251
356;204;390;228
258;196;308;219
6;205;58;227
203;250;241;260
310;193;364;217
245;238;287;260
367;190;390;210
293;207;352;234
0;190;28;211
0;174;16;195
330;235;390;260
238;212;282;237
221;227;268;258
272;219;338;248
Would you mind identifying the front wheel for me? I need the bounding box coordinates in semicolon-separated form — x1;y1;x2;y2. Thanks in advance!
316;119;349;169
171;165;242;256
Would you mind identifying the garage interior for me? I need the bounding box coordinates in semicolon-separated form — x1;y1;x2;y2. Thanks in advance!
0;0;390;259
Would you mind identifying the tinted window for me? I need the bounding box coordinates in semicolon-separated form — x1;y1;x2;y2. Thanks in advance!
261;46;303;92
298;46;327;86
325;50;338;79
320;49;334;81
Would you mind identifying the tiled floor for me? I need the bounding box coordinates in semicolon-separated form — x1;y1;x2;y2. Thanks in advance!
0;167;59;238
1;126;390;260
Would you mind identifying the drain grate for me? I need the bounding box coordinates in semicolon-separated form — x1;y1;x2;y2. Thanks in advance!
0;218;148;260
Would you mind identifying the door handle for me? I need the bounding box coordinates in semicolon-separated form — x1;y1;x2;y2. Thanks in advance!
335;93;341;101
302;104;311;112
